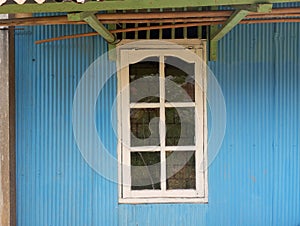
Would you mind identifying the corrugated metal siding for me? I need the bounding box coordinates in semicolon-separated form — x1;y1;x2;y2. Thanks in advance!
207;22;300;225
15;24;118;226
272;21;300;225
15;10;300;226
208;23;276;226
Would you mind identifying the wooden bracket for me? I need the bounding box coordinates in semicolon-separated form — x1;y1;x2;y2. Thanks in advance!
209;3;272;61
211;9;249;42
68;11;118;44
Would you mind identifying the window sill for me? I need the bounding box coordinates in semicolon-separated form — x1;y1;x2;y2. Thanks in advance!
118;197;208;204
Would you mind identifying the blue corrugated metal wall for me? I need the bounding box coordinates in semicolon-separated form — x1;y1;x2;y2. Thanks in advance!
15;9;300;226
15;23;118;225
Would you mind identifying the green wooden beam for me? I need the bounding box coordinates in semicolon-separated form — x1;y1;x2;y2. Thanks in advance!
67;11;97;21
107;10;117;61
211;9;248;42
68;12;117;43
233;3;272;12
0;0;295;14
209;6;218;61
209;33;218;61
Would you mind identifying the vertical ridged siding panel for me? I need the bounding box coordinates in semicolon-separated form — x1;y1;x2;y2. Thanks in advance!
272;22;300;226
208;22;300;225
15;9;300;226
207;23;276;226
15;23;118;226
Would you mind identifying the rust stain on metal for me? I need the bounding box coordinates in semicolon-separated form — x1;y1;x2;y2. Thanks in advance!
251;176;256;183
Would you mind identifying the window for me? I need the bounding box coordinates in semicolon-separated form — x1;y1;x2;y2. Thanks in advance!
117;40;207;203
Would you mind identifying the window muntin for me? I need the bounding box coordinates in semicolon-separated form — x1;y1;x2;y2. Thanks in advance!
118;44;207;203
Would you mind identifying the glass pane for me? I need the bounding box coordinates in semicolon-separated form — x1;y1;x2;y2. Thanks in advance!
166;151;196;190
131;108;160;147
165;56;195;102
130;57;159;103
165;108;195;146
131;152;161;190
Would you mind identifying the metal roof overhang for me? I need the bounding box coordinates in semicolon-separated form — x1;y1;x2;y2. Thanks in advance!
0;0;298;14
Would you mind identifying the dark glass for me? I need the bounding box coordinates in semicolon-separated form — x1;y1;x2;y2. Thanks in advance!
130;108;160;147
165;56;195;102
165;108;195;146
131;152;161;190
130;57;159;103
166;151;196;190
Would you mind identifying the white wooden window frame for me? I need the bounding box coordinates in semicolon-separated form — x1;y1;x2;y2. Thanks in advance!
117;40;208;204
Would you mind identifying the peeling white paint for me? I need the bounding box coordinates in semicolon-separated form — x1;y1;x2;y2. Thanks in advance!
0;14;8;30
0;21;9;224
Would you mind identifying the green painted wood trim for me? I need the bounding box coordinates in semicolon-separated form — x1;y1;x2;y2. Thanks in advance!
210;40;218;61
67;11;97;21
209;4;271;60
84;14;116;43
0;0;295;14
208;25;219;61
233;3;272;12
211;9;248;42
68;12;117;43
209;6;218;61
108;10;117;61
